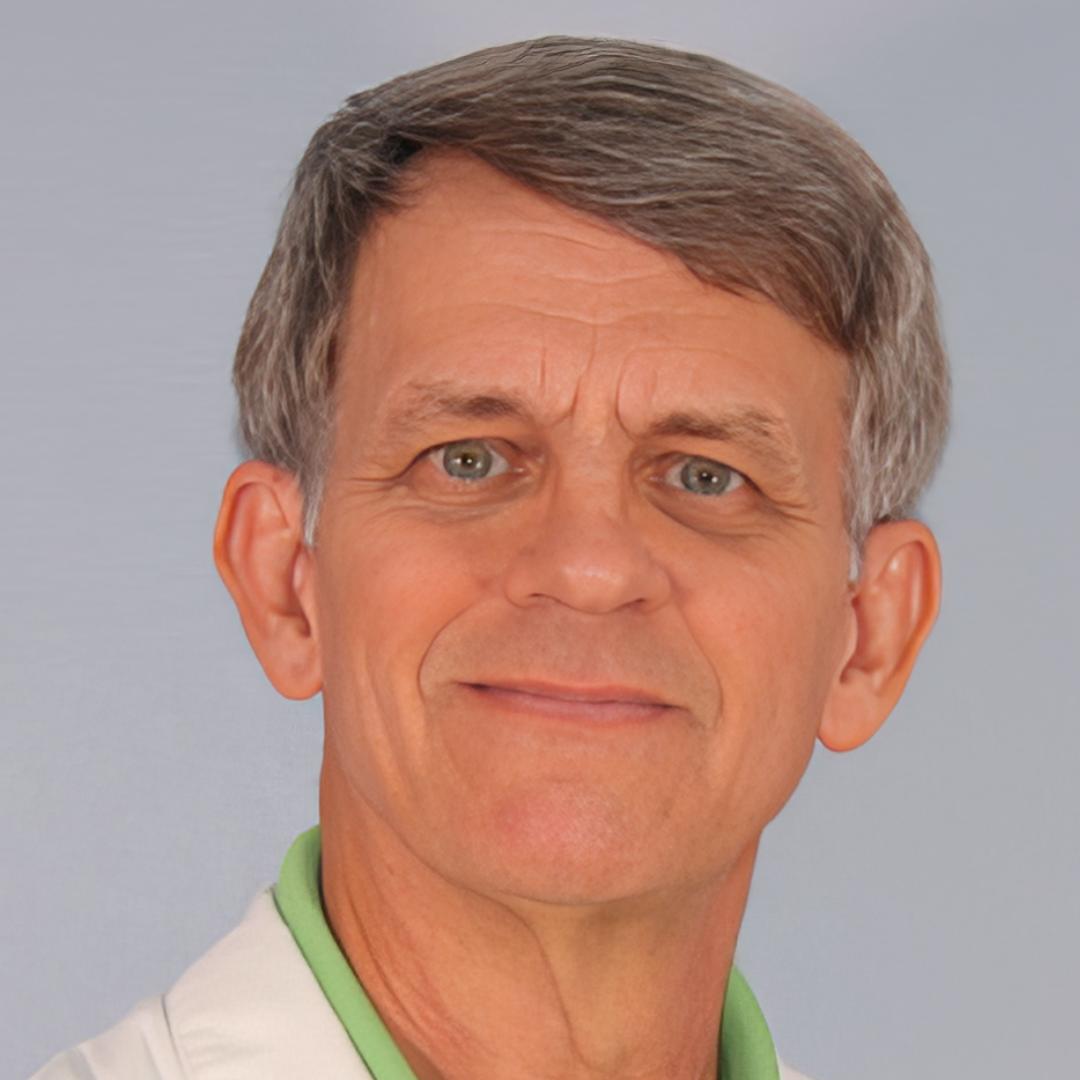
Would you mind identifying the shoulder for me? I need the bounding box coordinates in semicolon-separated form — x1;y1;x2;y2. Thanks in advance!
163;887;367;1076
27;994;184;1080
29;888;370;1080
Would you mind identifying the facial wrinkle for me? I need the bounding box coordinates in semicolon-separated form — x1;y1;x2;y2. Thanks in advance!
623;357;661;443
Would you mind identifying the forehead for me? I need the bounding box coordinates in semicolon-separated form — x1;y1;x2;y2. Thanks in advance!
336;152;846;453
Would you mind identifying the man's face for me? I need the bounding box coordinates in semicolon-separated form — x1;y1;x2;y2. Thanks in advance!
311;152;854;904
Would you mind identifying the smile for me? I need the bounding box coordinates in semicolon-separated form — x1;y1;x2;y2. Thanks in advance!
464;682;672;724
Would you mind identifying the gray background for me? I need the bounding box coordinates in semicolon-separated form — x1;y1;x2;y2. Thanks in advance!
3;2;1077;1077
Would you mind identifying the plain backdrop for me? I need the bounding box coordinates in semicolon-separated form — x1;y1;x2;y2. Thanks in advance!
3;2;1077;1078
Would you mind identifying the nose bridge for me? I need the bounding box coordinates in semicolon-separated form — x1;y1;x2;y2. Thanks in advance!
501;448;671;615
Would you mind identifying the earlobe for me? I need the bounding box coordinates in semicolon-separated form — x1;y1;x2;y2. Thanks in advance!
818;520;942;752
212;460;323;700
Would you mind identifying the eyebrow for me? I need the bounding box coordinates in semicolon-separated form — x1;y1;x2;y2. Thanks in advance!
374;378;805;480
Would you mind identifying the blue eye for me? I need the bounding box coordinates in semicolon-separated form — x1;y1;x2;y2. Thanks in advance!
431;439;512;482
664;456;745;496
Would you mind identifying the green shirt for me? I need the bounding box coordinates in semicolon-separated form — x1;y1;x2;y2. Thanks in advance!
274;825;780;1080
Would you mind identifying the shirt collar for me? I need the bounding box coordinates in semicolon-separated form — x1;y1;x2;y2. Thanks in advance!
274;825;779;1080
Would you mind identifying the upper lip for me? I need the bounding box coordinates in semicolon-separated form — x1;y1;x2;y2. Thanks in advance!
468;679;670;707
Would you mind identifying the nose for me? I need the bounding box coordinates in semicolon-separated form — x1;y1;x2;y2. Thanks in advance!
501;473;672;616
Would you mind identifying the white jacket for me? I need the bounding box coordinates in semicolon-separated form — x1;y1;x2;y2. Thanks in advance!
31;887;813;1079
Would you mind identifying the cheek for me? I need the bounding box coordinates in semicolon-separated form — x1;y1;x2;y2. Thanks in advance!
680;546;847;818
685;540;845;687
313;506;493;787
318;509;481;676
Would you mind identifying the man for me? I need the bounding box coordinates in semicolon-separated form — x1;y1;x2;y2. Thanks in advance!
32;35;947;1080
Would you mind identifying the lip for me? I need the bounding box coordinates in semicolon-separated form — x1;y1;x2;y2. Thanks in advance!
468;679;670;706
462;680;672;724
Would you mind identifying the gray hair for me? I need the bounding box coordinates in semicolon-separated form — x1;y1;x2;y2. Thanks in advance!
233;35;950;566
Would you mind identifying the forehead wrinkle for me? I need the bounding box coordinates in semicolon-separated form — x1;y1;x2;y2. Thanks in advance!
470;223;630;257
391;275;752;343
398;253;698;320
465;254;687;294
406;299;639;331
393;209;694;300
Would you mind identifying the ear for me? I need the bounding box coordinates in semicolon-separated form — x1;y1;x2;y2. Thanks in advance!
818;520;942;752
212;460;322;700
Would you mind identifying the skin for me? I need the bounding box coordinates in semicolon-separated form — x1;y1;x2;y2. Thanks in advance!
214;151;941;1080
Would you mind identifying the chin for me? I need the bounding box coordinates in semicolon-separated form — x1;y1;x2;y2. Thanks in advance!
439;786;675;906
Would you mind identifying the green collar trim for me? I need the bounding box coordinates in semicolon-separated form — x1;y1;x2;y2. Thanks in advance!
273;825;779;1080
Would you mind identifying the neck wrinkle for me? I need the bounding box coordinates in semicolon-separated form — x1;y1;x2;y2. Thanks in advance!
318;762;758;1080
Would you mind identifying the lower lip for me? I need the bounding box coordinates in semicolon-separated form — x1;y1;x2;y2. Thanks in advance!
464;684;671;725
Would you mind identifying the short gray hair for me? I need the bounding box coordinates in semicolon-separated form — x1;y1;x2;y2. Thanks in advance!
233;35;950;562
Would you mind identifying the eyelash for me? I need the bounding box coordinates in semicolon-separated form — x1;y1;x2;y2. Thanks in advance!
419;439;748;498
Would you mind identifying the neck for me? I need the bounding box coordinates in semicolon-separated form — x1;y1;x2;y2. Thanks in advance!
319;767;759;1080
